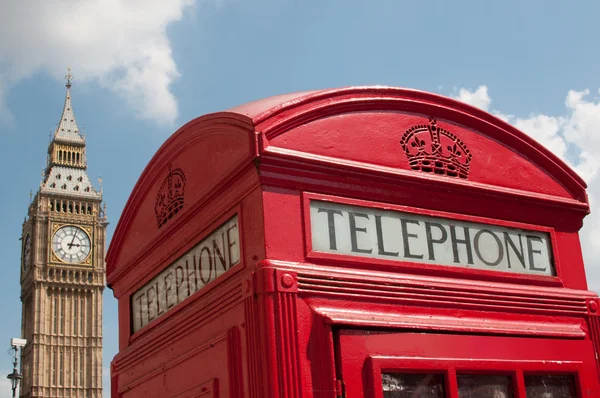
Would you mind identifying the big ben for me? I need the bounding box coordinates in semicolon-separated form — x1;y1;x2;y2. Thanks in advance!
19;71;106;398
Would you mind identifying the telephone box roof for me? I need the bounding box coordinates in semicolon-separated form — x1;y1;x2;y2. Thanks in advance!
224;86;578;182
106;86;589;279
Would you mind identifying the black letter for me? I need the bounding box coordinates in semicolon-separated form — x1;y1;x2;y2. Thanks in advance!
146;286;156;321
401;219;423;259
449;225;474;264
199;246;213;285
348;212;372;254
474;229;504;266
164;272;175;309
375;215;399;256
425;222;447;261
135;294;144;328
175;265;187;299
213;233;228;272
155;281;165;316
504;233;525;269
318;208;344;250
526;235;547;272
226;223;239;267
186;258;198;296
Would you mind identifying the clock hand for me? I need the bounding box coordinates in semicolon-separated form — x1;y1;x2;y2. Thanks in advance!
68;232;77;248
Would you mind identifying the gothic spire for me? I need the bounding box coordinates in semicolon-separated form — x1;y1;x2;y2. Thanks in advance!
52;68;84;145
40;69;101;199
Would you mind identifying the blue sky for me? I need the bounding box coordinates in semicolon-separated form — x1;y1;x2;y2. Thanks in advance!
1;0;600;396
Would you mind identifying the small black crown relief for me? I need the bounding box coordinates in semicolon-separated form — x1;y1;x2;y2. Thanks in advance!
400;117;472;179
154;165;186;228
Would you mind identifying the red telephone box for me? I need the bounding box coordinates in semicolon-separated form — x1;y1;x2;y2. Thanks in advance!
106;86;600;398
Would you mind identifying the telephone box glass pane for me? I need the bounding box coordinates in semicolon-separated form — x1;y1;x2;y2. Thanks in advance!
382;373;445;398
524;374;577;398
457;374;514;398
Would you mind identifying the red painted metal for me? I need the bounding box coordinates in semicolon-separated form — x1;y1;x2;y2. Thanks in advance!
106;86;600;397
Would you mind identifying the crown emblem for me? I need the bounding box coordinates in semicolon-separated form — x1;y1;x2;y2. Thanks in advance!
154;165;186;228
400;117;472;179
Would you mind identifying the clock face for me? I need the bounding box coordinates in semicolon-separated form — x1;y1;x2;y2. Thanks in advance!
22;234;31;270
51;226;91;264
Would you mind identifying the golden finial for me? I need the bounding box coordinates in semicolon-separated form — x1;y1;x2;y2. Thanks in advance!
98;175;103;194
65;67;73;88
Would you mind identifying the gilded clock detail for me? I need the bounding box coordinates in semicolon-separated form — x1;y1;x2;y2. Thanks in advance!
51;225;91;264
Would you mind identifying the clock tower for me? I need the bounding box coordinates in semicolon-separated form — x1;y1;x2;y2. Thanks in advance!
19;72;107;398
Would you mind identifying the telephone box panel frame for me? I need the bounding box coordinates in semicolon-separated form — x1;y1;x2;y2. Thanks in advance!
302;192;563;287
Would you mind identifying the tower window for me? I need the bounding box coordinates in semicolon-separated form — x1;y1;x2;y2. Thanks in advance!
73;298;78;335
61;184;67;190
80;297;84;336
59;349;64;385
50;183;56;188
75;203;79;213
67;175;72;181
78;176;83;182
76;153;80;164
74;185;79;191
53;295;58;334
68;202;73;213
60;297;65;334
73;351;78;386
52;348;57;385
56;173;61;179
59;151;63;162
79;351;84;385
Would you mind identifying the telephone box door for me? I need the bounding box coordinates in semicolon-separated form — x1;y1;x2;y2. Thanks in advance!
337;330;600;398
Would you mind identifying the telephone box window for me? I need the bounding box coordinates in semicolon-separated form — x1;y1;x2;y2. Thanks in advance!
457;374;514;398
382;373;445;398
524;374;577;398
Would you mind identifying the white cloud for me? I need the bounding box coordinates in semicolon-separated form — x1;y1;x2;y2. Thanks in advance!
454;86;600;292
512;115;567;161
0;0;196;126
453;85;492;112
